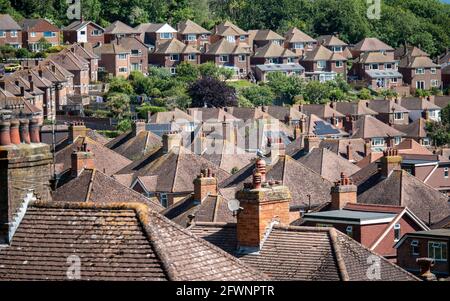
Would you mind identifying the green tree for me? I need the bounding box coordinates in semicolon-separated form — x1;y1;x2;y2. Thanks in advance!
176;62;200;82
108;77;134;95
358;88;373;100
107;92;131;119
303;81;329;104
240;85;275;107
266;72;304;105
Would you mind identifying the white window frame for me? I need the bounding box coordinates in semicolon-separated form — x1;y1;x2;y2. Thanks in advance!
371;138;384;147
187;53;196;61
394;223;401;242
431;80;439;87
421;137;431;146
130;49;141;57
394;112;403;120
118;53;127;60
335;61;343;68
431;68;437;74
428;241;447;262
385;63;393;69
370;63;379;70
317;60;326;69
411;240;419;256
0;31;5;37
239;35;246;41
10;30;17;37
118;67;128;73
30;32;36;37
445;167;449;179
416;68;425;75
169;67;176;75
391;77;398;83
160;32;173;39
394;136;402;145
287;57;295;63
226;35;235;43
186;34;196;41
416;81;425;89
333;46;343;53
293;42;304;49
91;29;102;36
219;55;229;63
170;54;180;61
238;54;246;62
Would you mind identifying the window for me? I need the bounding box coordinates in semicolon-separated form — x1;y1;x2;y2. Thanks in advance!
30;32;36;37
394;137;402;145
200;34;208;40
160;32;173;39
80;30;86;35
186;34;196;41
118;67;128;73
333;46;343;53
160;193;168;207
445;168;449;179
92;29;102;36
431;80;439;87
391;77;398;83
170;54;179;61
370;64;379;70
428;241;447;261
10;30;17;37
226;35;235;43
118;53;127;60
273;40;281;46
411;240;419;255
170;67;176;75
421;138;431;146
346;225;353;238
287;57;295;63
431;68;437;74
317;60;326;69
188;53;196;61
416;68;425;75
394;223;401;241
335;61;343;68
385;63;393;69
44;31;56;38
293;43;304;49
131;63;141;71
238;54;246;62
239;35;246;41
394;112;403;120
219;55;229;62
416;81;425;90
371;138;384;146
130;49;141;57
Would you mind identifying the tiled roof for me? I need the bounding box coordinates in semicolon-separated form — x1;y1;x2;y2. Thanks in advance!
20;18;59;32
297;147;361;182
351;115;406;139
205;38;249;55
220;155;333;210
189;107;239;122
303;45;346;61
190;223;418;281
52;168;164;211
201;141;254;174
352;38;394;52
264;106;307;121
301;103;345;118
393;119;429;140
248;29;284;41
253;42;297;58
396;138;433;155
358;170;450;225
93;43;129;55
434;96;450;109
284;27;316;43
334;101;378;116
0;14;21;30
149;108;194;123
394;45;429;59
177;19;210;35
104;21;139;34
316;35;348;47
106;130;162;161
357;52;397;64
368;99;409;114
319;138;367;162
0;201;265;280
399;55;439;68
153;38;199;54
399;97;442;111
213;21;247;36
64;20;104;31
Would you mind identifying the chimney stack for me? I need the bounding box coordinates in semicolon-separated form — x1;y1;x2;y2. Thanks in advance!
71;143;95;177
222;118;236;145
346;142;353;161
29;118;40;143
0;121;11;146
236;173;291;253
364;141;372;157
9;120;20;144
304;135;320;153
68;121;87;143
132;119;146;137
380;148;402;178
416;258;437;281
193;168;218;202
267;137;285;165
162;131;182;153
19;119;30;144
330;172;357;210
293;124;301;140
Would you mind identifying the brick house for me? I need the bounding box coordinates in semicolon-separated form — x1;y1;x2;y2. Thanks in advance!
395;229;450;278
251;42;298;65
300;103;346;129
284;27;317;57
19;19;60;52
135;23;177;50
117;37;149;74
367;98;410;126
302;175;429;260
316;34;352;59
300;45;347;82
104;21;140;44
93;42;131;78
63;20;105;45
201;38;250;79
350;37;395;60
248;29;284;51
177;19;210;51
67;43;99;82
149;38;200;75
398;96;441;122
396;46;441;93
0;14;22;48
210;21;251;52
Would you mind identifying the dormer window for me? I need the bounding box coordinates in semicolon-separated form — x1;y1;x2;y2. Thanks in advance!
333;46;343;53
160;32;173;39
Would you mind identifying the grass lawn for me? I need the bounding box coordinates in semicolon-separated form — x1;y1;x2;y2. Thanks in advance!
227;80;255;89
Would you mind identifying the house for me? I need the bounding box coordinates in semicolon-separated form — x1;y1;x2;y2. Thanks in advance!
316;34;352;59
201;38;250;79
117;36;149;74
67;43;99;82
284;27;316;56
19;18;60;51
367;98;410;125
399;97;441;122
189;172;418;281
63;20;105;45
93;42;131;78
0;134;264;280
104;20;140;43
393;120;431;146
396;45;441;92
177;19;210;50
0;88;41;122
254;63;305;82
318;138;368;163
333;100;379;133
248;29;284;51
0;14;22;48
210;21;251;51
395;229;450;279
302;174;429;260
351;149;450;226
300;45;347;82
350;37;395;60
251;42;298;65
349;115;406;150
300;103;346;129
135;22;178;50
149;38;200;74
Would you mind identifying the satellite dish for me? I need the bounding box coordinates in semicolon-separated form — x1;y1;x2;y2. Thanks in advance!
228;199;241;212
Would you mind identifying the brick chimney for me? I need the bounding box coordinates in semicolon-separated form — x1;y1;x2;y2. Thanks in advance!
380;148;402;178
293;124;301;140
346;142;353;161
71;143;94;177
364;141;372;156
162;131;182;153
304;135;320;153
9;120;20;145
416;258;437;281
19;119;30;144
193;168;218;202
330;172;357;210
0;137;52;244
0;121;11;146
132;119;146;137
300;116;307;134
236;172;291;253
29;118;40;143
68;121;87;143
267;137;285;165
